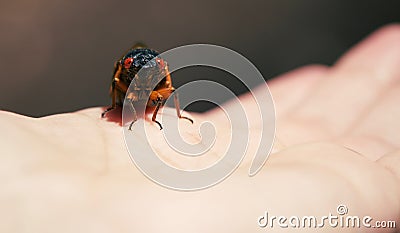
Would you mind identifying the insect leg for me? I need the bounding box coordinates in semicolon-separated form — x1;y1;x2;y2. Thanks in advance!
101;79;117;118
164;67;193;124
128;98;138;130
152;97;164;130
173;92;194;124
102;63;126;118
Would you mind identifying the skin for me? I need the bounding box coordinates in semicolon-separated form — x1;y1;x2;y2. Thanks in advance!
1;24;400;233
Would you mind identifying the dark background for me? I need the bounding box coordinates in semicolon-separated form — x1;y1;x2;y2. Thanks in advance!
1;0;399;116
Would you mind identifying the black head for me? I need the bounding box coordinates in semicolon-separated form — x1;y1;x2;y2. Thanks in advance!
118;48;167;101
120;48;167;82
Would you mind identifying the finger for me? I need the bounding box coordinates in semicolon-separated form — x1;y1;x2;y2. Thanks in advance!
266;64;328;118
203;65;328;157
335;23;400;81
338;82;400;160
206;64;327;129
292;24;400;136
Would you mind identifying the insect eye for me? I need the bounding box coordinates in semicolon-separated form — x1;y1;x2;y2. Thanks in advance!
124;57;134;69
156;58;165;67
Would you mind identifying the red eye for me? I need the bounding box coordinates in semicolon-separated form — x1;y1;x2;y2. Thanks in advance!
124;57;134;69
156;58;165;67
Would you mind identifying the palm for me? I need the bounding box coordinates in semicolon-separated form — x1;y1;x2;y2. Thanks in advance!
1;25;399;233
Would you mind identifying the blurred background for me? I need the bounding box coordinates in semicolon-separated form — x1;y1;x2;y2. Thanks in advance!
1;0;399;116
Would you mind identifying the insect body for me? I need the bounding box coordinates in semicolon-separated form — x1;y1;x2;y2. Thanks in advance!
102;44;193;129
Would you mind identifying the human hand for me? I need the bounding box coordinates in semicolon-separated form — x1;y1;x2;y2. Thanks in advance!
1;24;399;232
